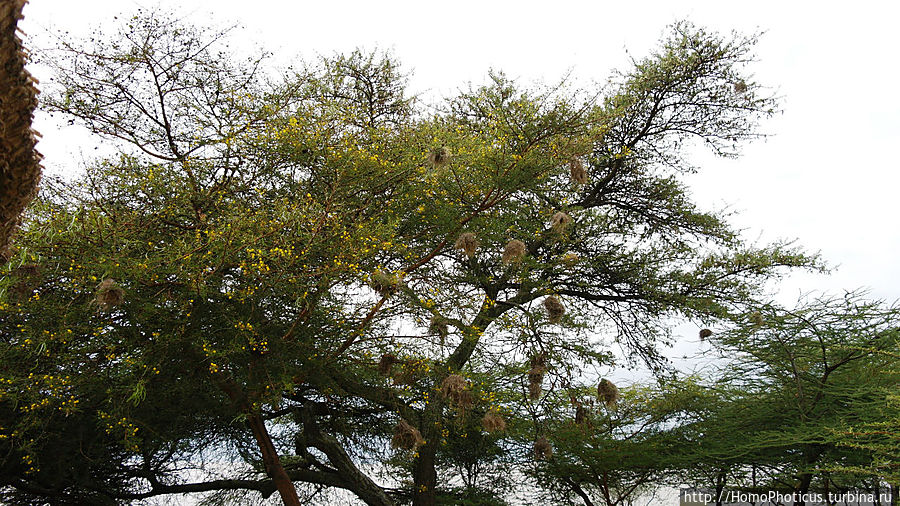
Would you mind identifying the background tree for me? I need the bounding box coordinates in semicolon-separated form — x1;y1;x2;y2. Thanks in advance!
0;12;828;506
669;295;900;506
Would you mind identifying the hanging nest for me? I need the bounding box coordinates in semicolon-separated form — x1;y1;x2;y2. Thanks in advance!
699;328;712;340
94;278;125;311
750;311;764;326
569;158;588;185
527;353;547;401
530;352;547;370
456;390;474;411
429;315;449;342
427;146;451;168
391;419;424;451
597;378;619;407
0;0;43;259
543;295;565;323
378;353;399;376
370;270;398;297
440;374;467;399
8;263;40;298
454;232;478;258
560;252;580;267
528;379;542;401
534;437;553;460
501;239;526;265
550;211;572;235
482;411;506;433
440;374;473;409
733;80;748;94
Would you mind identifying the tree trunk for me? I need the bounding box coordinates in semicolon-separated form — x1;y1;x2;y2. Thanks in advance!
793;472;814;506
215;374;302;506
0;0;44;259
298;405;394;506
714;469;726;506
413;438;438;506
793;445;822;506
246;413;303;506
412;401;441;506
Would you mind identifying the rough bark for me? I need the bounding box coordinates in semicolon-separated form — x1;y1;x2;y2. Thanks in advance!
412;401;440;506
0;0;42;259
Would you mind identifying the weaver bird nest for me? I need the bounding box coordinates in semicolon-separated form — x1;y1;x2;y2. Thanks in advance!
455;232;478;258
502;239;526;264
527;353;548;401
427;146;451;167
575;405;591;427
378;353;399;375
440;374;473;410
560;252;580;267
550;211;572;234
569;158;588;185
543;295;565;323
391;419;424;451
750;311;764;326
534;437;553;460
94;278;125;312
370;270;399;297
597;378;619;407
429;315;449;341
482;411;506;433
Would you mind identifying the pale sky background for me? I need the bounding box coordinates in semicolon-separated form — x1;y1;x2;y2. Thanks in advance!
20;1;900;324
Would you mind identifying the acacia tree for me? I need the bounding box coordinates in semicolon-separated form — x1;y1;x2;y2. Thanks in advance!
654;295;900;506
1;12;820;506
529;296;900;506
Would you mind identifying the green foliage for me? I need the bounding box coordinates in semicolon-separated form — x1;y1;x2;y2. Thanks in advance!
672;294;900;497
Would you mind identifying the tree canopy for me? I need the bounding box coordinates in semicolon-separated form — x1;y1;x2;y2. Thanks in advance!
2;10;897;506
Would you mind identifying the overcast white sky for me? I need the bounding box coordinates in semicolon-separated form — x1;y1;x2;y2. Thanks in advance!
20;0;900;307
